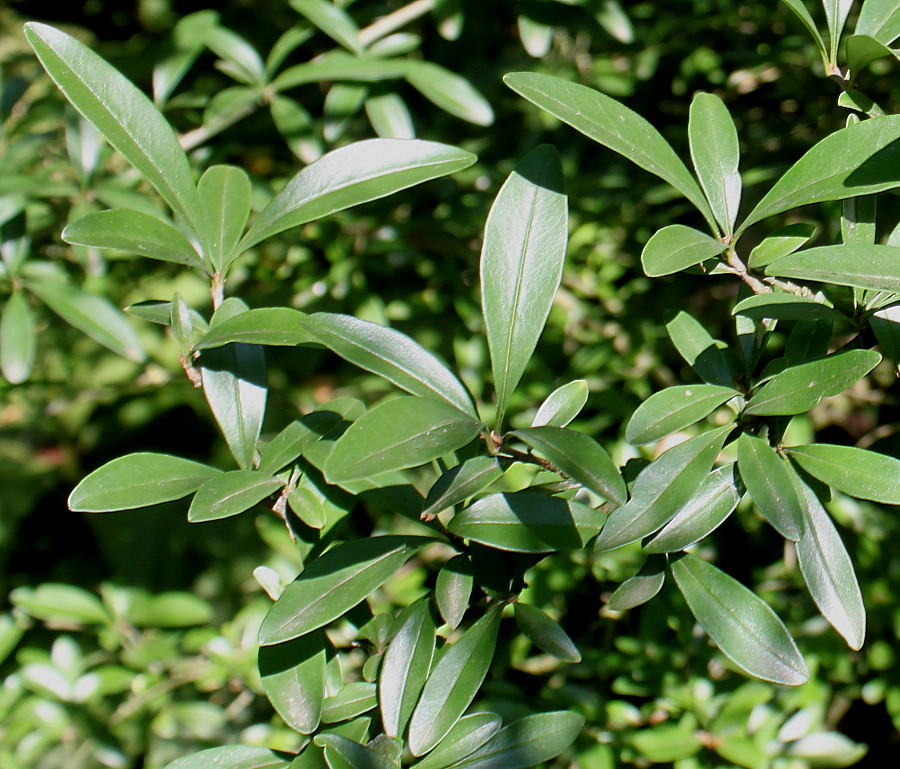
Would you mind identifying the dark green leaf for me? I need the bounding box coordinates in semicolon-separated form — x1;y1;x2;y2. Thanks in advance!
786;444;900;504
187;470;282;522
258;411;346;475
764;244;900;292
315;735;395;769
870;303;900;361
625;384;738;445
69;452;221;512
260;631;328;735
481;145;567;425
198;23;265;85
513;603;581;662
198;165;251;270
322;682;378;723
671;554;809;685
778;0;828;59
126;299;209;330
732;293;839;321
196;308;316;349
164;746;293;769
1;290;36;384
846;34;895;76
856;0;900;44
404;61;493;126
423;457;504;520
410;713;501;769
665;311;734;387
606;566;666;611
531;379;588;427
737;433;804;541
824;0;855;62
435;555;474;630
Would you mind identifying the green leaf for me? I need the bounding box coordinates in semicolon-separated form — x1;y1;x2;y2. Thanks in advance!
531;380;588;427
69;452;221;512
785;732;867;766
513;603;581;662
732;293;839;321
365;92;415;139
688;92;741;234
198;165;252;271
786;443;900;504
504;72;716;228
290;0;363;54
273;53;408;90
125;591;214;627
315;736;395;769
10;583;110;625
511;427;626;505
240;139;476;250
870;303;900;361
856;0;900;44
404;61;493;126
606;563;666;611
198;23;265;85
435;555;474;630
62;209;206;270
842;194;877;248
260;632;327;735
764;244;900;292
625;384;738;445
323;682;378;723
481;144;567;426
744;349;881;416
518;16;553;58
380;598;435;738
737;433;804;540
126;299;209;330
196;308;316;349
747;222;816;269
29;281;145;362
740;116;900;233
259;411;346;475
259;536;431;645
594;427;730;552
423;457;504;520
407;607;502;756
643;464;741;553
448;711;585;769
665;311;734;387
304;313;477;418
187;470;282;522
324;396;482;485
164;746;293;769
410;713;501;769
845;34;896;76
824;0;855;62
324;83;368;141
671;553;809;685
629;724;703;763
448;492;602;553
0;614;24;667
24;24;207;252
1;290;36;383
778;0;828;61
792;473;865;649
641;224;725;277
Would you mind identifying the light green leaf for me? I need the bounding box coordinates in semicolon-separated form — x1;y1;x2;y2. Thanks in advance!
422;457;504;520
290;0;363;54
259;536;431;645
260;631;327;735
165;746;293;769
512;426;626;505
503;72;716;228
407;607;502;756
196;308;316;349
198;23;266;85
273;53;408;90
69;452;221;512
744;349;881;416
626;384;738;445
198;165;252;270
764;244;900;292
513;603;581;662
435;555;474;630
240;139;476;250
747;222;816;269
641;224;725;277
856;0;900;44
410;713;501;769
1;290;36;384
737;433;804;540
785;732;867;766
786;443;900;504
324;396;482;485
665;311;735;387
29;281;145;362
365;92;415;139
187;470;282;522
125;591;214;627
62;209;206;270
481;144;567;425
671;553;809;685
689;92;741;234
10;583;110;625
531;380;588;427
448;492;602;553
404;61;493;126
518;16;552;58
629;724;703;763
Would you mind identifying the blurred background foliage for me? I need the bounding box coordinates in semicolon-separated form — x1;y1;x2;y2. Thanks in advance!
0;0;898;767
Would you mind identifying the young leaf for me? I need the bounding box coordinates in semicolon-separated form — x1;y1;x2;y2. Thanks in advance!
1;290;36;384
503;72;716;228
407;606;502;756
641;225;726;277
511;427;627;505
435;555;474;629
448;492;602;553
404;61;493;126
531;379;588;427
737;434;804;540
855;0;900;45
665;311;735;387
481;144;567;426
259;536;432;645
688;92;741;234
62;210;206;270
764;244;900;293
671;553;810;685
422;457;504;520
69;453;222;512
379;598;435;738
606;564;666;611
513;603;581;662
792;473;865;650
239;139;476;251
187;470;282;522
410;713;501;769
786;444;900;504
259;631;327;735
744;349;881;416
197;165;252;271
625;384;738;445
195;308;316;349
164;746;293;769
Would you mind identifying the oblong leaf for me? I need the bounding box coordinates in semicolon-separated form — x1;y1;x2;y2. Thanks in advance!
481;144;567;425
198;164;251;270
764;244;900;293
606;568;666;611
856;0;900;45
365;92;415;139
404;61;493;126
259;631;327;735
10;583;110;625
779;0;828;58
689;92;741;234
423;457;504;520
290;0;363;54
747;222;816;269
786;444;900;504
315;736;395;769
410;713;501;769
69;452;221;512
641;224;725;277
513;603;581;662
196;308;317;349
435;554;474;630
732;293;839;321
1;290;36;384
259;536;431;645
164;746;292;769
187;470;282;522
665;311;734;387
737;433;804;541
671;553;810;685
625;384;738;445
322;682;378;723
531;379;588;427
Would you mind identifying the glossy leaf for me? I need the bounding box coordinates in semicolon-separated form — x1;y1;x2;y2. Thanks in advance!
744;349;881;416
846;34;895;76
187;470;282;522
324;396;482;485
380;598;435;738
407;607;502;756
422;457;504;520
786;444;900;504
732;293;839;321
449;711;585;769
448;492;602;553
856;0;900;44
688;92;741;234
29;281;145;362
316;736;395;769
793;473;865;649
531;379;588;427
625;384;738;445
641;224;725;277
259;631;327;734
258;410;346;475
198;165;251;270
304;313;477;417
410;713;501;769
62;209;206;270
512;427;626;505
513;603;581;662
737;433;804;540
165;746;293;769
196;308;315;349
404;61;493;126
504;72;716;227
764;244;900;292
671;554;809;685
747;222;816;269
322;682;378;723
69;452;221;512
435;555;474;630
259;536;431;645
1;290;36;384
606;566;666;611
481;144;567;425
240;139;476;250
594;427;730;552
290;0;363;54
665;310;734;387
